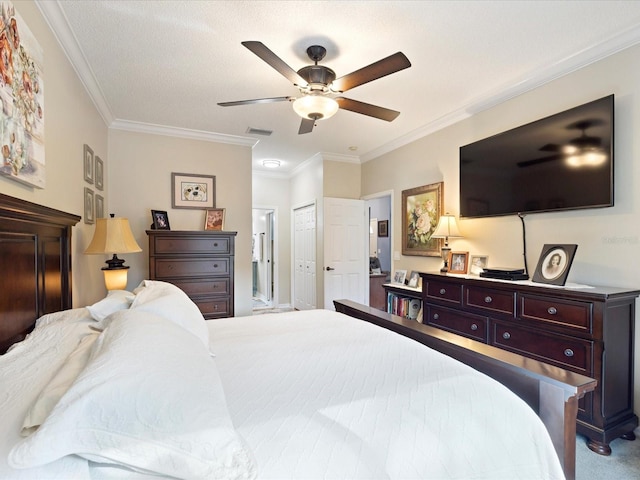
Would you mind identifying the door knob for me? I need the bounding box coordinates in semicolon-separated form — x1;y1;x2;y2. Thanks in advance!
325;266;335;271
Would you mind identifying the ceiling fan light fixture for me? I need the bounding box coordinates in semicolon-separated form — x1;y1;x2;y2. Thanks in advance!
262;159;281;168
293;95;339;121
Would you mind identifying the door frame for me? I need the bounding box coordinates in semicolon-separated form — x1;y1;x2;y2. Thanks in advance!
362;189;394;276
252;205;278;308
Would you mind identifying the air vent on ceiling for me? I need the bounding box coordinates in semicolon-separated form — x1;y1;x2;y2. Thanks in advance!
246;127;273;136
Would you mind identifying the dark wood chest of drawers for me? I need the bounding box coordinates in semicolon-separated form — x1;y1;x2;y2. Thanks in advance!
147;230;236;319
421;272;639;455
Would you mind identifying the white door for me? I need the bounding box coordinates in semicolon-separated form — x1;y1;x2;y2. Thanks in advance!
293;204;316;310
324;197;368;309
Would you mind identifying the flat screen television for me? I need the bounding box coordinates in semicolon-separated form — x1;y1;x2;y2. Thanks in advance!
459;95;614;218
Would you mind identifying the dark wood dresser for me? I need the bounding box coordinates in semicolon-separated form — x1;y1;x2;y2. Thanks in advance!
147;230;236;319
420;271;639;455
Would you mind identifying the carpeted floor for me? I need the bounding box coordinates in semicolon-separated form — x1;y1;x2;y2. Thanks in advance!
576;429;640;479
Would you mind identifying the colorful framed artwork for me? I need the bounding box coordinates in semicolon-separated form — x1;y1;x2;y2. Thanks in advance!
151;209;170;230
171;172;215;209
402;182;443;257
83;144;94;184
0;4;45;189
204;208;225;231
448;251;469;274
532;244;578;286
84;187;94;225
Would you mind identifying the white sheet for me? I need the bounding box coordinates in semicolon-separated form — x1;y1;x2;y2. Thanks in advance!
209;309;565;479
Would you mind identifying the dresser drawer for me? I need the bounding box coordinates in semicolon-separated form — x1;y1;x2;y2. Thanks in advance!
193;297;231;319
425;280;462;306
519;294;592;333
427;305;488;342
492;321;592;373
153;258;229;278
152;236;231;255
165;278;230;297
465;286;515;317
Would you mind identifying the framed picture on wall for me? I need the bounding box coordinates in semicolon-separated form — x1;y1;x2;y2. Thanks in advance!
95;156;104;191
172;172;215;209
402;182;443;257
84;187;94;225
83;144;94;184
377;220;388;237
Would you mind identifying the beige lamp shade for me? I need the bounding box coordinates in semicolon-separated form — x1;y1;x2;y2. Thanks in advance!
431;214;462;240
84;217;142;255
85;216;141;291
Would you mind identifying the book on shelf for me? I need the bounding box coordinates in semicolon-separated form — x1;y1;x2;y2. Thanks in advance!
386;292;422;321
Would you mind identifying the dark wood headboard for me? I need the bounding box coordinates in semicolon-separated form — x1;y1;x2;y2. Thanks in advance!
0;193;80;353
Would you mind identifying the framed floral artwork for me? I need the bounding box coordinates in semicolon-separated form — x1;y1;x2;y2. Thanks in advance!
402;182;443;256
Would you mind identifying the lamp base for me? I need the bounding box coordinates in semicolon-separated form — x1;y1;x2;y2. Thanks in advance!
440;245;451;273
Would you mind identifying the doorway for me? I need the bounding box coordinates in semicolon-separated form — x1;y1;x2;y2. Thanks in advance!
252;208;275;310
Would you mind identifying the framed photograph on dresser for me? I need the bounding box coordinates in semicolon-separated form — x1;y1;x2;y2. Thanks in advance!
532;244;577;286
448;251;468;274
151;210;171;230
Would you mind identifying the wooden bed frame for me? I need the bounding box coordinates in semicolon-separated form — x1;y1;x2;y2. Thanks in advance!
0;193;80;353
0;193;593;480
334;299;597;480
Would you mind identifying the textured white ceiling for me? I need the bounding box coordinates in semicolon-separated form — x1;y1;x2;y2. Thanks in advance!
39;0;640;175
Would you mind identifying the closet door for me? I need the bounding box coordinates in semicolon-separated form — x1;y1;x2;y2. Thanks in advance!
293;204;316;310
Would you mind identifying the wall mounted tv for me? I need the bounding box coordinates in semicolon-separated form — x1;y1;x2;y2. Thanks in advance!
459;94;613;218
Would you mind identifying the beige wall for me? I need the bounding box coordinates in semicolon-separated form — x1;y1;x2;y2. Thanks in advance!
362;43;640;415
253;174;292;307
108;129;253;316
0;1;109;307
323;159;361;199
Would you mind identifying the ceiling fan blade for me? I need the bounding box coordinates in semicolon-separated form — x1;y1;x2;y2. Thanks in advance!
331;52;411;92
242;41;308;87
298;118;315;134
336;97;400;122
218;96;294;107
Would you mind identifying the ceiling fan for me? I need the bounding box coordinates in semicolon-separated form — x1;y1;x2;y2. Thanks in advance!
518;119;607;168
218;41;411;134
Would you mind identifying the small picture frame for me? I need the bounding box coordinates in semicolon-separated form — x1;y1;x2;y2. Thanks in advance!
151;210;171;230
95;156;104;191
532;244;578;286
377;220;388;237
407;271;421;288
83;144;94;184
84;187;94;225
172;172;216;209
204;208;225;231
95;194;104;219
469;255;489;275
448;251;469;274
393;269;407;285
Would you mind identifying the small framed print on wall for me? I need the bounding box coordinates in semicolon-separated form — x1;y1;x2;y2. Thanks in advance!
377;220;388;237
95;194;104;219
84;187;94;225
172;172;215;209
95;156;104;191
83;144;94;184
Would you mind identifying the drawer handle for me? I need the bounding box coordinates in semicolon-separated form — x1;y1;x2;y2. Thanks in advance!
439;288;446;295
214;305;219;310
564;348;574;357
502;332;511;340
213;264;219;268
471;323;478;331
433;313;439;320
213;242;218;247
484;296;492;303
548;307;558;315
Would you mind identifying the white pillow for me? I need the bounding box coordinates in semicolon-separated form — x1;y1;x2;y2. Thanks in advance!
21;331;100;436
86;290;134;321
130;280;209;346
9;310;256;479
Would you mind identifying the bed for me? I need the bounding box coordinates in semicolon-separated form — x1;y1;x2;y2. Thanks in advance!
0;193;596;480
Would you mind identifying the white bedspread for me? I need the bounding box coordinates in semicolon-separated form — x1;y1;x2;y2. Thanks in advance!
0;305;564;479
209;309;565;479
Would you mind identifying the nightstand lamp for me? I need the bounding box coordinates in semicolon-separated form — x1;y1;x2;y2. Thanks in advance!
431;213;462;273
84;214;142;291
